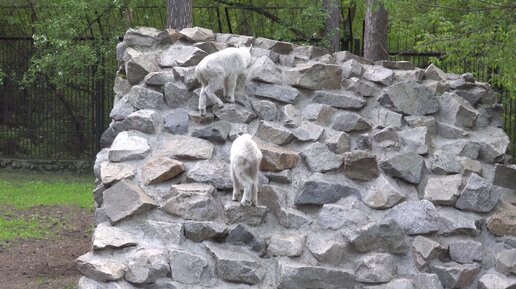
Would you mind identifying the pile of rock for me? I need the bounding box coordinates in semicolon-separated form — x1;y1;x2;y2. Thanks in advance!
78;26;516;289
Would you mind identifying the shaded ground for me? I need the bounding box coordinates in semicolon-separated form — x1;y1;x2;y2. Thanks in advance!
0;205;93;289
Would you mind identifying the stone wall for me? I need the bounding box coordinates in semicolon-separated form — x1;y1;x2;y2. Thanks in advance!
77;26;516;289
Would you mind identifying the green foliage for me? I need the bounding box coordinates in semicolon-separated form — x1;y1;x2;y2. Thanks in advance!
382;0;515;92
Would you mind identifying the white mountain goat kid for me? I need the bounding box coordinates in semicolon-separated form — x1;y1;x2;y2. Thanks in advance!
195;46;252;115
230;134;262;206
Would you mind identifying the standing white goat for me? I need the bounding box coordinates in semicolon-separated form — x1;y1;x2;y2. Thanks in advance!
195;46;252;115
230;134;262;206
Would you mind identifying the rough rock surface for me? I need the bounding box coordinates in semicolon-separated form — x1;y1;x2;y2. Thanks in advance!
81;27;514;289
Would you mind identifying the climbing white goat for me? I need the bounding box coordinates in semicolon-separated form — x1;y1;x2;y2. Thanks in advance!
195;46;252;115
230;134;262;206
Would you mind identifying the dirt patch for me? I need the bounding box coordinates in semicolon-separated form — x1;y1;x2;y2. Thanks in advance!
0;206;93;289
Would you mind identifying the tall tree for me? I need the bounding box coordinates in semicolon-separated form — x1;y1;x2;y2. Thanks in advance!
166;0;193;30
363;0;388;60
322;0;342;52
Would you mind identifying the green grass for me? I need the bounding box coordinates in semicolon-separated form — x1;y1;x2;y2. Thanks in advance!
0;170;94;242
0;180;94;209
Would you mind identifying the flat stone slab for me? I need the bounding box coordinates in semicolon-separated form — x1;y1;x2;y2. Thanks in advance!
156;134;214;160
343;219;409;255
159;45;207;67
332;111;372;132
185;160;232;189
76;252;126;282
125;248;170;284
380;151;425;184
493;164;516;190
430;262;480;289
141;156;184;185
313;90;366;110
301;142;344;172
120;109;161;134
285;62;342;90
102;179;157;224
213;104;256;123
277;260;355;289
343;150;379;181
255;120;294;145
386;200;440;235
224;202;267;226
127;85;165;110
183;221;229;242
169;248;208;283
437;207;482;236
318;196;370;230
296;173;360;206
496;249;516;275
144;220;184;245
423;174;462;205
162;183;220;221
362;174;405;209
258;142;299;172
268;233;306;257
245;81;299;103
449;240;482;264
355;253;397;284
478;273;516;289
179;26;215;42
92;223;137;250
100;162;135;186
205;242;265;285
487;201;516;237
455;173;503;213
413;236;445;269
108;131;151;162
378;81;438;115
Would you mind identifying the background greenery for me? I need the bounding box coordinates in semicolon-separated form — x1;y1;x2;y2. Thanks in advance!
0;0;514;161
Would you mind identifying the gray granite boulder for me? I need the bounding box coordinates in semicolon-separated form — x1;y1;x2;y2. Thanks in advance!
102;180;157;224
355;253;397;284
386;200;440;235
159;46;207;67
127;85;166;110
205;242;265;285
245;81;299;103
313;90;366;110
301;142;344;172
108;131;151;162
125;248;170;284
380;151;425;184
162;183;220;221
277;260;355;289
455;173;503;213
296;173;359;206
378;81;438;115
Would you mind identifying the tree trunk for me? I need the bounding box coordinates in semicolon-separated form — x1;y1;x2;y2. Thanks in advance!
323;0;342;52
166;0;193;30
363;0;389;61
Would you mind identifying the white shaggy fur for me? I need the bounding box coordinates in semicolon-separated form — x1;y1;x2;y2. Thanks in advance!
230;134;262;206
195;46;252;115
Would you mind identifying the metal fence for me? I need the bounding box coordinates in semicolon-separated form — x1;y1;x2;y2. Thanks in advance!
0;4;514;163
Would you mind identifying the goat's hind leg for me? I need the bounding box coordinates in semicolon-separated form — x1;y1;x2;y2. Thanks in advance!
205;79;224;108
198;87;207;115
230;165;242;202
226;73;238;103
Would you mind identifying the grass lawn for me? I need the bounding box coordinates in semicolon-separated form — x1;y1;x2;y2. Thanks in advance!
0;170;94;242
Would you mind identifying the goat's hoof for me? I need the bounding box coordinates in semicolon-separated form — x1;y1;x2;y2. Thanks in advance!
241;199;252;206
